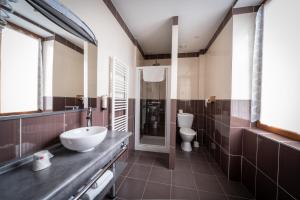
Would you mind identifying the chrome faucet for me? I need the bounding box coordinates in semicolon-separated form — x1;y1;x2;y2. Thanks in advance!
86;107;92;127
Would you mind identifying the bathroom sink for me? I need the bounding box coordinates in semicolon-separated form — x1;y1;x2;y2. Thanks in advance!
60;126;107;152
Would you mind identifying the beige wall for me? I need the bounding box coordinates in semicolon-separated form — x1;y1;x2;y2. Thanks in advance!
61;0;137;98
232;13;256;100
140;57;203;100
177;57;200;100
52;40;84;97
204;18;233;99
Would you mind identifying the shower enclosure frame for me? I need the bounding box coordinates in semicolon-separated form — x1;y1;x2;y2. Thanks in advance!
135;66;171;153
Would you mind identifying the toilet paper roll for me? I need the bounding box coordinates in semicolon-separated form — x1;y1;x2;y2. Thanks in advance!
81;170;113;200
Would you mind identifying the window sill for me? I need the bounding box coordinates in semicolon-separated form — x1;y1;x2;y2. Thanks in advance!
244;127;300;151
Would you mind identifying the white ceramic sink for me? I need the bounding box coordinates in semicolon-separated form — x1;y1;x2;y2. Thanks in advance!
60;126;107;152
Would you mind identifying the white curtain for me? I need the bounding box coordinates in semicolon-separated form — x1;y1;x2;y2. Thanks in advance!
251;5;264;122
38;39;44;111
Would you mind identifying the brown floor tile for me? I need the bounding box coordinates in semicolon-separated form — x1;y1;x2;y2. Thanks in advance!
121;163;133;176
194;173;224;194
148;166;171;185
171;186;199;200
136;155;155;165
142;182;171;199
198;191;226;200
153;156;169;168
117;178;146;199
172;171;197;189
218;178;254;199
127;164;151;180
174;159;192;171
191;162;214;175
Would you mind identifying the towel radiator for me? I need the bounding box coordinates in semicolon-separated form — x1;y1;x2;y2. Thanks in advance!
110;57;129;132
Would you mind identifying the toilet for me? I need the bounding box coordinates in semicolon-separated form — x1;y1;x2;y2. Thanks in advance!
177;113;196;152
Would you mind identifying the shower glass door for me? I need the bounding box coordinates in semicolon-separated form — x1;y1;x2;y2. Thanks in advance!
135;66;170;152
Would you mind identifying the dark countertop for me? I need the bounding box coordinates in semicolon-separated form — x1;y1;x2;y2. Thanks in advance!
0;131;131;200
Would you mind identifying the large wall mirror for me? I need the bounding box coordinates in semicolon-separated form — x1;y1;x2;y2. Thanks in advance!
0;0;97;115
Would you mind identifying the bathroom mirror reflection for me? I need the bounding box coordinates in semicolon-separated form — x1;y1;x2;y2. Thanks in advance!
0;1;97;115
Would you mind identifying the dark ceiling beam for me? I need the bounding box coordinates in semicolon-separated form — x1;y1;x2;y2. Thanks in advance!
104;0;265;60
144;52;201;60
103;0;145;58
199;0;264;55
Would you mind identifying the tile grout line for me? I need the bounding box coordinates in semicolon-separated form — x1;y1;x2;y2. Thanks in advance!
19;118;22;158
140;156;155;199
214;173;230;200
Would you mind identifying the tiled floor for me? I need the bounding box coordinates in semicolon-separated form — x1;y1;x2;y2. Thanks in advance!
114;147;255;200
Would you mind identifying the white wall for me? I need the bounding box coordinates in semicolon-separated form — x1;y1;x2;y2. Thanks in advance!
260;0;300;133
231;13;256;100
204;18;233;99
198;55;206;99
61;0;137;98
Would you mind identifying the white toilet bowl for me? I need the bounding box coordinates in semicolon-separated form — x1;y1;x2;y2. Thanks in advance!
179;128;196;152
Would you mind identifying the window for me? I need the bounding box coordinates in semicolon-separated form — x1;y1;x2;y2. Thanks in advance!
260;1;300;135
0;27;39;113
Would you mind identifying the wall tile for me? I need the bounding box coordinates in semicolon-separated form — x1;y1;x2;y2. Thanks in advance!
215;121;222;145
257;135;279;181
21;114;64;156
229;128;242;155
221;124;229;151
215;100;222;122
220;149;229;176
0;119;20;164
256;171;277;200
65;111;81;131
52;97;65;111
278;187;295;200
221;100;231;126
229;155;241;181
242;158;256;195
171;99;177;124
214;145;221;165
242;129;257;165
92;109;104;126
279;144;300;199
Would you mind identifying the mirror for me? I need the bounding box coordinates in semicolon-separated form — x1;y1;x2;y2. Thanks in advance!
0;0;97;115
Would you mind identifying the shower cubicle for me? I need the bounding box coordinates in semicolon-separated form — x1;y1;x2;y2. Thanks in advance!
135;66;170;153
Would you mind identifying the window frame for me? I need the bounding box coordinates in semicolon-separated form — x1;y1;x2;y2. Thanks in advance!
0;22;44;115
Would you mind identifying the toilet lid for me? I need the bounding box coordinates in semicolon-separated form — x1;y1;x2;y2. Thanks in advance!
180;128;196;135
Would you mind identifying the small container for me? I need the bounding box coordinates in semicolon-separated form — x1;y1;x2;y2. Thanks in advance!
32;150;54;172
101;95;108;110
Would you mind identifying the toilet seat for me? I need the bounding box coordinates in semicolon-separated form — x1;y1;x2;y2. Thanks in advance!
179;128;196;135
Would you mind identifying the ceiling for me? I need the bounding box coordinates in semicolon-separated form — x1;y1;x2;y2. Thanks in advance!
112;0;263;54
9;0;84;47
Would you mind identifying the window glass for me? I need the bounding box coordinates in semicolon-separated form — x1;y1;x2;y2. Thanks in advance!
0;27;39;113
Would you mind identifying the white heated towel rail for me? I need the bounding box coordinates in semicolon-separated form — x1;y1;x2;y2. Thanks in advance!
110;57;129;132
